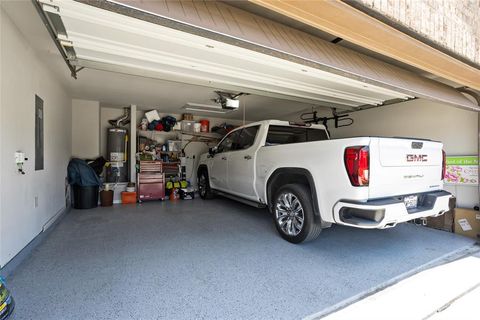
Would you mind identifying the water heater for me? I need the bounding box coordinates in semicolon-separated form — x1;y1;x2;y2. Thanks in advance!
106;128;128;183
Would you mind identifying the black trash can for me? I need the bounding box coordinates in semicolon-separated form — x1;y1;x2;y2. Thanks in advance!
72;185;99;209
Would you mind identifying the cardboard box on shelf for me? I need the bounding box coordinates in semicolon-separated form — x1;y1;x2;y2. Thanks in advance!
144;110;160;123
454;208;480;240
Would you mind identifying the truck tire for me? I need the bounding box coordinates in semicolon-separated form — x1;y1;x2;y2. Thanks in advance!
272;184;322;243
198;169;215;200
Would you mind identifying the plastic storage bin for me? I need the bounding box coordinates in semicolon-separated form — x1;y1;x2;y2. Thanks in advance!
121;192;137;204
181;120;195;133
72;185;99;209
167;140;182;152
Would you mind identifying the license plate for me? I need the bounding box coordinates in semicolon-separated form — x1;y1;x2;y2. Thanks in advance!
404;195;418;209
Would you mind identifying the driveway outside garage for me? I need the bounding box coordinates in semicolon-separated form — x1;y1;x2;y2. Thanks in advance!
7;199;475;320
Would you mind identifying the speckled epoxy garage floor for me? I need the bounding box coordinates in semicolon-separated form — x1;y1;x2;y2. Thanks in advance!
6;198;475;320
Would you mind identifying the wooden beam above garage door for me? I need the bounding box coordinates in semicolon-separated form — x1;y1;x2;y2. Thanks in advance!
249;0;480;92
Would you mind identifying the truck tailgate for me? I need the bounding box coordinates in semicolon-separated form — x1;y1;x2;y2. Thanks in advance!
369;138;444;199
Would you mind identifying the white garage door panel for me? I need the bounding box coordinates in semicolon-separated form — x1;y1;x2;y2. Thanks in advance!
61;19;398;104
74;47;378;108
40;0;413;108
70;36;389;107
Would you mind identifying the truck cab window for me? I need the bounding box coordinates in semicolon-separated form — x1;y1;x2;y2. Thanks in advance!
235;126;260;150
266;125;328;146
306;128;329;142
217;130;241;153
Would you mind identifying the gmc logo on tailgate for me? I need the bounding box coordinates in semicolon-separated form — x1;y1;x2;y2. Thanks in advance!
406;154;428;162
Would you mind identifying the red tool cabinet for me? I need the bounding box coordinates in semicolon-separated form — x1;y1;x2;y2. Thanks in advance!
137;161;165;202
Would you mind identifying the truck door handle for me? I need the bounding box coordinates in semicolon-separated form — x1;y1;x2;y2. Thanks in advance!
221;156;227;160
244;155;252;160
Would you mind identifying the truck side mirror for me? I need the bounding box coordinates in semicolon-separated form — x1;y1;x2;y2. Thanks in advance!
209;146;218;156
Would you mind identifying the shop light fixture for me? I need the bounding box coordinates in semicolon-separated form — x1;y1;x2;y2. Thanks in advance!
182;103;234;114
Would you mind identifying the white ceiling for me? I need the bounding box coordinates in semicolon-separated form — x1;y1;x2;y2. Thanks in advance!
72;68;321;120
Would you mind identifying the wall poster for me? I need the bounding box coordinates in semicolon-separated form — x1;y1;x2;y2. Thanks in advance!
445;156;478;185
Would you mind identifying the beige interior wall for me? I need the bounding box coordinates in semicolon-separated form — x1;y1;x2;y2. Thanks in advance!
72;99;100;159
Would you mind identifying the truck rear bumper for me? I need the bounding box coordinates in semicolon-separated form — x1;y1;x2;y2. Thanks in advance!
333;190;452;229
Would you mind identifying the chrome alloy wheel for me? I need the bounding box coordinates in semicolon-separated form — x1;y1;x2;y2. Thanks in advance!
275;192;305;236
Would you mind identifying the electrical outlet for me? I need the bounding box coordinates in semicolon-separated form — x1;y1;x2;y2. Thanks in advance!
34;196;39;208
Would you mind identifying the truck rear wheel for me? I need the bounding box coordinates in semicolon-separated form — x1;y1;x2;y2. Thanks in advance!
273;184;322;243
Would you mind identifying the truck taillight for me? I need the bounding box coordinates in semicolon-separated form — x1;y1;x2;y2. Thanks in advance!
344;146;369;187
442;150;446;180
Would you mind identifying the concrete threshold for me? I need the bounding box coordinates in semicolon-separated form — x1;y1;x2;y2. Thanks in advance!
305;244;480;320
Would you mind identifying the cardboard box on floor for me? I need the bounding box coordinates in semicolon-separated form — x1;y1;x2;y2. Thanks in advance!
454;208;480;240
426;197;455;232
427;211;454;232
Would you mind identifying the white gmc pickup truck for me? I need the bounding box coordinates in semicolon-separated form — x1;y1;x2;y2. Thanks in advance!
197;120;451;243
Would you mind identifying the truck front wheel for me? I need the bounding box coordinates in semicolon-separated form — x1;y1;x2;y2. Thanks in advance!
273;184;322;243
198;169;215;200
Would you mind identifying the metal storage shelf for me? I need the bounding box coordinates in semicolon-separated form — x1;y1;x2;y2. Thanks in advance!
137;130;222;139
180;131;223;138
138;130;179;136
137;130;222;151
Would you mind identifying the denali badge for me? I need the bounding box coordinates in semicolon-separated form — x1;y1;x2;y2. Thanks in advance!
404;174;424;179
406;154;428;162
412;142;423;149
